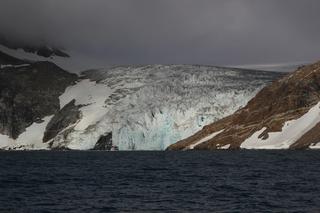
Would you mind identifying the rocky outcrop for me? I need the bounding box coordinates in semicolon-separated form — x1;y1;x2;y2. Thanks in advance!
92;133;113;150
0;61;77;139
168;61;320;150
43;99;81;142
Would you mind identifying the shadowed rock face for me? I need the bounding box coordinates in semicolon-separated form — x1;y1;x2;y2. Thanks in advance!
92;133;113;150
168;61;320;150
43;99;81;142
0;61;77;139
0;50;26;65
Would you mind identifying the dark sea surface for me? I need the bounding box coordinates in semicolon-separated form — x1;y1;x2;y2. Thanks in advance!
0;150;320;213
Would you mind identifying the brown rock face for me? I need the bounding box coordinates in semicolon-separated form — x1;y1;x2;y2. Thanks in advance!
167;61;320;150
290;122;320;149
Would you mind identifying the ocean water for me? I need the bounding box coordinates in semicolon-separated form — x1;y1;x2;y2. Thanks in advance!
0;150;320;212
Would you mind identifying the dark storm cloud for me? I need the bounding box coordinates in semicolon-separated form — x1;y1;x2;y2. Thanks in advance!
0;0;320;66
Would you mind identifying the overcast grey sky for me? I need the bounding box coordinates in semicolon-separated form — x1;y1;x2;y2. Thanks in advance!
0;0;320;66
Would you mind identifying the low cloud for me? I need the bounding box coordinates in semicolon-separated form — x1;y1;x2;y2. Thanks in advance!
0;0;319;66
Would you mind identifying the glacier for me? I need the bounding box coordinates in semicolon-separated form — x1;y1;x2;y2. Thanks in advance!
50;64;281;150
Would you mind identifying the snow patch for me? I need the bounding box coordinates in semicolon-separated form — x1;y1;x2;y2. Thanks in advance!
187;129;224;150
241;102;320;149
309;143;320;149
0;115;53;150
218;144;231;149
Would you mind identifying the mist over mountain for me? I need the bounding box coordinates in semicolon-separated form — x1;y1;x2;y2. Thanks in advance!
1;0;320;66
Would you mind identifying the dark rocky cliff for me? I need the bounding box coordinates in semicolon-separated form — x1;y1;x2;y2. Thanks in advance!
0;51;77;139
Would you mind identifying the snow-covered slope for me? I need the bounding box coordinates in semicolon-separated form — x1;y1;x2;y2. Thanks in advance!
48;65;281;150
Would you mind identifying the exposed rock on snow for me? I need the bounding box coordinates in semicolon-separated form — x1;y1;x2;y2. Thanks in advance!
167;61;320;150
0;115;53;150
241;103;320;149
92;133;113;150
43;99;81;143
0;57;77;149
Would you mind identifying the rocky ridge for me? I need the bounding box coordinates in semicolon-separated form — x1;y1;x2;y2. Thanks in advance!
167;61;320;150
